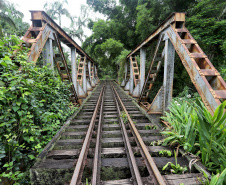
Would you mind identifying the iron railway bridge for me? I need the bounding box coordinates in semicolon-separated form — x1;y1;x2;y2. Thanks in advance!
17;11;226;185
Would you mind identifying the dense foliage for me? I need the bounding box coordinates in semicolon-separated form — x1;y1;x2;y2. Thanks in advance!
161;88;226;175
0;36;77;184
0;0;29;37
0;0;225;183
84;0;226;87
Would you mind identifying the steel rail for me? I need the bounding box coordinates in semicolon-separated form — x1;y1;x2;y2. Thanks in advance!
70;83;105;185
91;81;106;185
110;83;143;185
111;82;167;185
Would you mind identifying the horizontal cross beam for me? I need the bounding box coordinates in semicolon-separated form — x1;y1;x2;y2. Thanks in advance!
29;10;97;65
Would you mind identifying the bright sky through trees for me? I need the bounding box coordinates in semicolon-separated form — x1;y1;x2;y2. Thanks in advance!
7;0;103;44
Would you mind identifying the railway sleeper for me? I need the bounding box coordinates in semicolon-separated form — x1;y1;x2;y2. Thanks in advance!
30;81;205;185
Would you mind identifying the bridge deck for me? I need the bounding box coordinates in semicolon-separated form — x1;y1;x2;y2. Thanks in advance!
30;80;204;185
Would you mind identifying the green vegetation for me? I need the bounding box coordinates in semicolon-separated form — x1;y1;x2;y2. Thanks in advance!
162;151;188;174
84;0;225;81
44;0;70;27
161;94;226;174
0;0;225;183
0;0;29;37
150;140;164;147
145;125;157;130
120;111;128;124
0;36;78;184
86;178;91;185
198;168;226;185
159;150;172;157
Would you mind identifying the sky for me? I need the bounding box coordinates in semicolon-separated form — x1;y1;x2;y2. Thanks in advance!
7;0;104;44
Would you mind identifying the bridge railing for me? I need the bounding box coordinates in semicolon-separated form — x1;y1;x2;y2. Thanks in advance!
18;11;99;105
120;12;226;115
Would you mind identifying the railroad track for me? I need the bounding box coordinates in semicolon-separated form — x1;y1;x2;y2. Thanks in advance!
31;80;204;185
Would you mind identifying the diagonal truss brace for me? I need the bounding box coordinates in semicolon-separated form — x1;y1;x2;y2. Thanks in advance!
167;26;226;115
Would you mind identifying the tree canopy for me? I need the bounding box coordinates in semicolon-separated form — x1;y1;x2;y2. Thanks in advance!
83;0;226;79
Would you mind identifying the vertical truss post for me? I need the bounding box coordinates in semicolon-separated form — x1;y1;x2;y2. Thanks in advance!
129;59;134;94
83;58;87;94
86;62;92;92
121;62;127;86
43;38;54;69
140;48;146;93
124;62;128;81
88;61;95;87
124;61;130;91
71;48;77;93
163;38;175;112
95;65;100;82
92;63;97;85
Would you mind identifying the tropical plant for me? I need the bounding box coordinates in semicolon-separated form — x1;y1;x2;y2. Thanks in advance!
198;168;226;185
161;98;199;152
162;151;188;174
86;178;91;185
44;0;71;26
116;49;131;83
162;96;226;174
159;150;172;157
64;5;90;43
0;0;16;30
0;0;29;37
0;35;78;184
150;140;164;146
196;100;226;173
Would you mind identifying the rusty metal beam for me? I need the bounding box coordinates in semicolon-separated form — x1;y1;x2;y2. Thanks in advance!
167;26;226;115
29;10;97;65
127;12;185;58
54;33;79;104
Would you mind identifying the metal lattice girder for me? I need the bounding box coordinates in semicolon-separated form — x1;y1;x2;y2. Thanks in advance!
86;62;92;91
20;10;99;103
167;26;226;115
127;13;185;58
77;57;86;87
139;34;164;102
53;33;79;104
94;65;100;83
124;12;225;114
130;56;140;87
29;11;96;64
120;62;128;87
76;56;93;97
22;23;50;63
71;48;78;93
91;63;98;85
87;61;95;87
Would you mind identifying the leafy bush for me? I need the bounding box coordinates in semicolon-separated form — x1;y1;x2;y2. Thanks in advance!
198;168;226;185
161;97;199;153
116;49;130;84
161;91;226;174
196;100;226;173
0;36;78;184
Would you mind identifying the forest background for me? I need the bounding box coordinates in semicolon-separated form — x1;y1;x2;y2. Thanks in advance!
0;0;225;184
